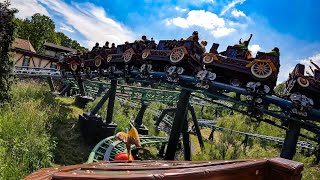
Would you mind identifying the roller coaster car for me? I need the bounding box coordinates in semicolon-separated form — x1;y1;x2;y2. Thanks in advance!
202;45;280;90
284;63;320;109
139;40;176;72
105;43;145;68
80;48;112;70
166;40;204;74
122;42;147;65
61;53;83;72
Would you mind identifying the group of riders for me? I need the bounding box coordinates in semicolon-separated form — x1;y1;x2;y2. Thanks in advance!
90;31;280;60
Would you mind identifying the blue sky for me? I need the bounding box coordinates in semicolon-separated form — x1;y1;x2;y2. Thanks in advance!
7;0;320;82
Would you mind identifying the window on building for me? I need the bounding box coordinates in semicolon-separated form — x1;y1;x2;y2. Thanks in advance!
22;56;30;66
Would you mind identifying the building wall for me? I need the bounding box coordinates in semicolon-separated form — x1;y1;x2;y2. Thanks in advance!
14;52;57;69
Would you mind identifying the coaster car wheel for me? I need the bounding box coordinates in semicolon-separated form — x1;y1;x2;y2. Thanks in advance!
123;48;135;64
203;55;214;64
94;56;102;67
170;47;186;64
107;55;112;62
250;61;272;79
70;63;78;71
297;77;309;87
142;50;150;60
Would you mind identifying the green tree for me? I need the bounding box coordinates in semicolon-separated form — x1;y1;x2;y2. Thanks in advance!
274;83;286;96
0;1;16;105
28;13;58;52
16;14;87;53
56;32;87;52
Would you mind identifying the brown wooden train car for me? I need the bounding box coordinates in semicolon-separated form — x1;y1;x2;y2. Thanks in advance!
202;44;280;91
284;63;320;110
24;158;303;180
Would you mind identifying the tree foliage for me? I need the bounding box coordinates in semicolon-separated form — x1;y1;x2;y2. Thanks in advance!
0;1;16;105
15;13;87;53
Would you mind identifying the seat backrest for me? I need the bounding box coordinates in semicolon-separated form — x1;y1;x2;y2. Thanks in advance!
293;63;305;76
116;45;126;54
225;46;238;58
256;52;279;61
131;43;140;50
209;43;219;53
157;40;173;50
183;40;195;51
314;69;320;81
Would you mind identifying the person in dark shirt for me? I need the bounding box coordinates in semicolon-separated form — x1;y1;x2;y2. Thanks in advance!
148;38;157;49
141;35;150;45
103;41;110;49
187;31;199;42
111;43;116;53
92;42;100;51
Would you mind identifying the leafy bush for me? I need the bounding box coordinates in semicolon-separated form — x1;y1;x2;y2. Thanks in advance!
0;1;16;105
0;81;57;179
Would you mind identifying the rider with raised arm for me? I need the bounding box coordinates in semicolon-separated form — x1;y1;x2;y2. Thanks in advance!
234;34;252;50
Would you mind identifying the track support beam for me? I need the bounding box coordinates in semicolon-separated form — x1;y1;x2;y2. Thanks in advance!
188;104;204;149
154;107;177;126
280;121;301;160
182;112;191;160
47;77;55;92
106;80;117;124
165;89;191;160
134;100;149;135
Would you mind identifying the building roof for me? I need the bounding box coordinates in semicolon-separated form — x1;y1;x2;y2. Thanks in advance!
44;42;77;53
13;38;36;53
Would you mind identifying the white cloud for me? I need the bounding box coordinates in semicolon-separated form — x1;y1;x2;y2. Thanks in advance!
231;9;246;17
249;44;261;56
299;53;320;74
200;0;215;3
39;0;134;47
166;10;225;30
220;0;246;16
59;23;75;33
211;27;235;38
175;6;188;12
8;0;49;19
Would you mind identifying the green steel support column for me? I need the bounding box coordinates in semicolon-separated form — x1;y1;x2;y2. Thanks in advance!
280;121;301;160
154;107;177;126
106;80;117;124
165;89;191;160
188;104;204;149
182;112;191;161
